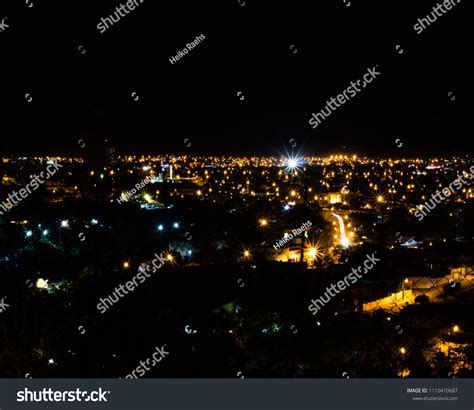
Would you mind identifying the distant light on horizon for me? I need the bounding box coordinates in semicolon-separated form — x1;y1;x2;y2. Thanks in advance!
287;158;298;169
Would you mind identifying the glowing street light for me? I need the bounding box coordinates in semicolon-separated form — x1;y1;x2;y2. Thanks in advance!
284;156;303;174
60;220;69;228
453;325;460;333
42;229;49;236
25;230;33;238
242;249;252;260
377;195;384;203
36;278;49;289
123;261;130;269
259;218;268;227
157;224;164;231
166;253;174;262
173;222;179;228
400;347;407;355
287;158;298;169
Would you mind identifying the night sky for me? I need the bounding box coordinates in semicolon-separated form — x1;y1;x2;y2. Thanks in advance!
0;0;472;156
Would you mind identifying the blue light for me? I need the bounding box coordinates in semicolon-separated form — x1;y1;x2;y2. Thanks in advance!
26;230;33;238
283;204;291;211
284;156;303;173
91;218;99;225
158;224;164;231
42;230;49;236
188;250;192;255
173;222;179;228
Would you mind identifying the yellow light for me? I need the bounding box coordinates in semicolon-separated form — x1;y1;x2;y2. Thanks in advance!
400;347;406;354
377;196;384;202
290;190;296;197
309;248;317;258
290;253;297;260
453;325;460;333
166;254;174;262
197;190;202;196
259;218;268;227
123;261;130;269
36;278;49;289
